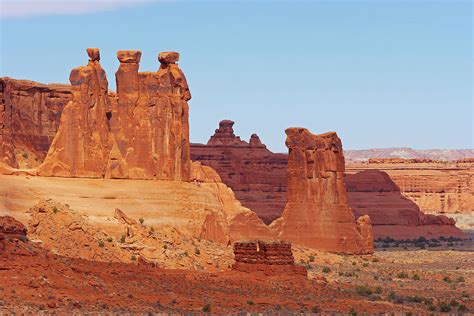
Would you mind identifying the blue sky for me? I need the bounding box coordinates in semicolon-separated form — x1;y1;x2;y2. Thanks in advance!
1;0;472;152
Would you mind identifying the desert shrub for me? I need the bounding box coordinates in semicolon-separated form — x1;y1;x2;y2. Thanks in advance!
461;291;469;298
202;304;211;312
246;301;254;306
374;286;382;294
131;255;137;261
355;285;372;297
163;244;168;249
139;218;144;224
449;299;459;307
387;291;396;301
311;306;321;313
339;272;344;276
309;255;315;262
373;275;379;280
322;267;331;273
362;263;369;268
397;272;408;279
195;248;201;255
438;302;451;312
350;308;357;316
456;276;465;283
98;241;105;248
53;206;58;214
458;304;468;312
443;276;452;283
352;261;356;266
412;274;420;280
427;304;436;311
22;152;29;159
107;237;113;242
372;258;379;263
120;235;126;243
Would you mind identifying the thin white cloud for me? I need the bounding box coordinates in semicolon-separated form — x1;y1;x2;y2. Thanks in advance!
0;0;159;18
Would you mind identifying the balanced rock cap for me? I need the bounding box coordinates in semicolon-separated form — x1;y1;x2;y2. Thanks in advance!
158;52;180;64
117;50;142;63
87;48;100;61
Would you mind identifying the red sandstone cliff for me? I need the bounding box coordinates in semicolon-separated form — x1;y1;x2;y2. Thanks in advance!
191;120;287;224
37;48;192;180
345;170;465;239
190;120;469;238
270;128;373;254
0;78;72;168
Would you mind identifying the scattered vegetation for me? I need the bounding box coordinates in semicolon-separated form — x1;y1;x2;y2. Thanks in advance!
107;237;113;243
412;273;420;280
120;235;126;243
397;272;408;279
131;255;137;261
322;267;331;273
98;241;105;248
139;218;144;225
194;248;201;255
308;255;315;262
246;300;254;306
52;206;59;214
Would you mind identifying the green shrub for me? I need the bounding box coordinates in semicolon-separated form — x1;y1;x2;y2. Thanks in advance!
107;237;113;242
139;218;144;224
322;267;331;273
246;301;254;306
120;235;126;243
131;255;137;261
456;276;465;283
461;291;469;298
372;258;379;263
311;306;321;313
202;304;211;312
397;272;408;279
22;152;29;159
443;276;452;283
374;286;382;294
53;206;59;214
438;302;451;312
309;255;315;262
458;304;468;312
412;274;420;280
355;285;372;297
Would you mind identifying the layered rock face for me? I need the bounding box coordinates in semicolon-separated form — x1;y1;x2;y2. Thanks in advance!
346;160;474;230
110;51;191;180
191;120;287;224
271;128;373;254
38;48;114;177
345;170;466;239
0;78;72;168
232;240;307;276
191;121;470;237
37;48;192;180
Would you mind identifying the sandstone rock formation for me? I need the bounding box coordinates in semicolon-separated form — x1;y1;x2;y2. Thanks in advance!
191;120;470;237
0;78;72;168
345;170;466;239
232;240;307;276
346;160;474;230
38;48;115;177
271;128;373;254
109;50;191;180
0;215;27;239
37;48;192;180
191;120;287;224
345;148;474;162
